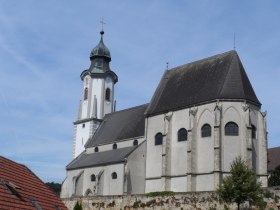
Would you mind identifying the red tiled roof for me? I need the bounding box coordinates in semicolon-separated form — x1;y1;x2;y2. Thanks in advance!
268;146;280;172
0;156;67;210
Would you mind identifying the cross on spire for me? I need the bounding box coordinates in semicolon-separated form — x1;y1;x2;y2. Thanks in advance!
100;17;106;31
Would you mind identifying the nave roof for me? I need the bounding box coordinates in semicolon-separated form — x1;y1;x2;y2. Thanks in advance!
67;146;138;170
85;104;148;148
146;50;261;116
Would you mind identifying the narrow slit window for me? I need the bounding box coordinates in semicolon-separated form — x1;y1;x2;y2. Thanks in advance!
105;88;111;101
252;125;257;139
84;88;88;100
112;143;117;150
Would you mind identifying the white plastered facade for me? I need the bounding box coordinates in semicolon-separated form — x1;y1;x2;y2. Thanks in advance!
73;74;115;158
145;101;268;192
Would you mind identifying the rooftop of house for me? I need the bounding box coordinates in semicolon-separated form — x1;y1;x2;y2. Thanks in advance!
0;156;67;210
268;146;280;172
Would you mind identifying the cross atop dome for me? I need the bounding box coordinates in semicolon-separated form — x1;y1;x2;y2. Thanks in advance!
100;17;106;33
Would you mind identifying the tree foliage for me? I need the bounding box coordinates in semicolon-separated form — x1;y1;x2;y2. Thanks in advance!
217;157;264;210
73;202;83;210
45;182;61;196
268;165;280;187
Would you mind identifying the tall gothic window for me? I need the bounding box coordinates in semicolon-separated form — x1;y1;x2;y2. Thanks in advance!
178;128;188;142
112;172;117;179
252;125;257;139
105;88;111;101
84;87;88;100
225;122;239;136
201;124;211;137
155;133;163;145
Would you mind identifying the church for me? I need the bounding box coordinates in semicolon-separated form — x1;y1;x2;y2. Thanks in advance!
60;30;268;198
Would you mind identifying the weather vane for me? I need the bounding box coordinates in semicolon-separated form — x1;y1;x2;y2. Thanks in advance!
100;17;106;31
166;62;169;70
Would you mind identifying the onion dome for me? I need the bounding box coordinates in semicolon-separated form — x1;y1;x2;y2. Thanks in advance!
90;31;111;61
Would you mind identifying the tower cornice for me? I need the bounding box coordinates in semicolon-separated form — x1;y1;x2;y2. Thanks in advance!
80;69;118;83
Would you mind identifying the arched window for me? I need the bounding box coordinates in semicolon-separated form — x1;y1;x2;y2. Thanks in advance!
105;88;111;101
178;128;188;142
112;143;117;150
201;124;211;137
84;87;88;100
91;174;96;182
94;147;99;152
225;122;239;136
112;172;117;179
133;139;138;146
155;133;163;145
252;125;257;139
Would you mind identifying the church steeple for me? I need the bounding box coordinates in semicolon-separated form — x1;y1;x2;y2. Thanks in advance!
72;29;118;158
89;31;112;73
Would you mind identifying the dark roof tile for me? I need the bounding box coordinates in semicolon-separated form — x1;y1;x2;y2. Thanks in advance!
85;104;148;147
67;146;138;170
145;50;260;116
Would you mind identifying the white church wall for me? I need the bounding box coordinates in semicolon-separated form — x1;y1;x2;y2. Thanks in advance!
74;122;91;158
86;137;145;153
145;179;163;193
91;78;103;119
145;114;165;192
61;169;84;198
146;114;165;179
103;76;114;116
126;141;146;194
196;174;214;191
170;109;188;177
82;163;124;196
255;108;268;187
170;177;188;192
196;108;214;173
222;104;243;172
61;163;125;198
81;75;91;119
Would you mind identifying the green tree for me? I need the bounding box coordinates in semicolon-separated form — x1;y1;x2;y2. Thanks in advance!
268;165;280;186
217;157;264;210
45;182;61;196
73;201;83;210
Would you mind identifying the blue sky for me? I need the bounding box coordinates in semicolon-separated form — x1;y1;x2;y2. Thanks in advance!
0;1;279;182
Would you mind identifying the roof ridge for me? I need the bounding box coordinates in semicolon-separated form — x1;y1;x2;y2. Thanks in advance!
0;156;27;168
145;70;170;115
217;50;236;98
106;103;149;116
169;50;235;72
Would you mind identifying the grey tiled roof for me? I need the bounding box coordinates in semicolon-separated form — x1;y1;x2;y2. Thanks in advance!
145;50;261;116
67;146;137;170
268;146;280;172
85;104;148;148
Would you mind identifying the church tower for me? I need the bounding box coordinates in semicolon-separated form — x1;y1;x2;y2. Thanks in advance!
72;30;118;158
